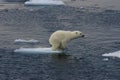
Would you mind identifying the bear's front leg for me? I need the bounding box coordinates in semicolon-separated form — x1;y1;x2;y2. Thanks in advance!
60;40;67;50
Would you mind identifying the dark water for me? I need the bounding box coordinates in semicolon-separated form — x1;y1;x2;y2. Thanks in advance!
0;6;120;80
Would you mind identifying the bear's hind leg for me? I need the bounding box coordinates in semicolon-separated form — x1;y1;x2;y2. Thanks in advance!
51;43;60;51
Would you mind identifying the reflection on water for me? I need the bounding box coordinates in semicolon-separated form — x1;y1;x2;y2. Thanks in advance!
51;53;71;62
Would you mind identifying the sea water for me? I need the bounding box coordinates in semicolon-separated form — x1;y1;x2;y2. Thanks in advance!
0;2;120;80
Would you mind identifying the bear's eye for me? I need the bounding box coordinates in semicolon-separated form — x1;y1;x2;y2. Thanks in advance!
76;32;78;34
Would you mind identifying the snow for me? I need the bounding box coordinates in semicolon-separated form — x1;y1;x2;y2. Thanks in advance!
24;0;65;6
102;50;120;58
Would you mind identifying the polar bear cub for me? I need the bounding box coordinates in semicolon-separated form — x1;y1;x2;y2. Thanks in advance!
49;30;85;51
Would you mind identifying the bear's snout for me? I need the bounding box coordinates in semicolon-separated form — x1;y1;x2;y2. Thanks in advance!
81;35;85;37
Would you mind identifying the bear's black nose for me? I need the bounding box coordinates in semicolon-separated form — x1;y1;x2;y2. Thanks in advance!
81;35;85;37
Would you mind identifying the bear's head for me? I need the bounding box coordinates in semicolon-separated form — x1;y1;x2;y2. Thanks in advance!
71;31;85;39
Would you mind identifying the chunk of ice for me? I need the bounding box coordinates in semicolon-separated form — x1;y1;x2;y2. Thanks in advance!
14;47;63;54
102;50;120;58
14;39;39;43
25;0;65;6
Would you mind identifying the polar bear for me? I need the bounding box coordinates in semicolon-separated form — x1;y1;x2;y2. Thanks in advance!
49;30;85;51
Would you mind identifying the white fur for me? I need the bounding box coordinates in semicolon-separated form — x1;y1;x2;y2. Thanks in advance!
49;30;84;51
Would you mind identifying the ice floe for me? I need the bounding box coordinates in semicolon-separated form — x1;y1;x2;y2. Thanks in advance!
102;50;120;58
24;0;65;6
14;39;39;43
14;47;63;54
